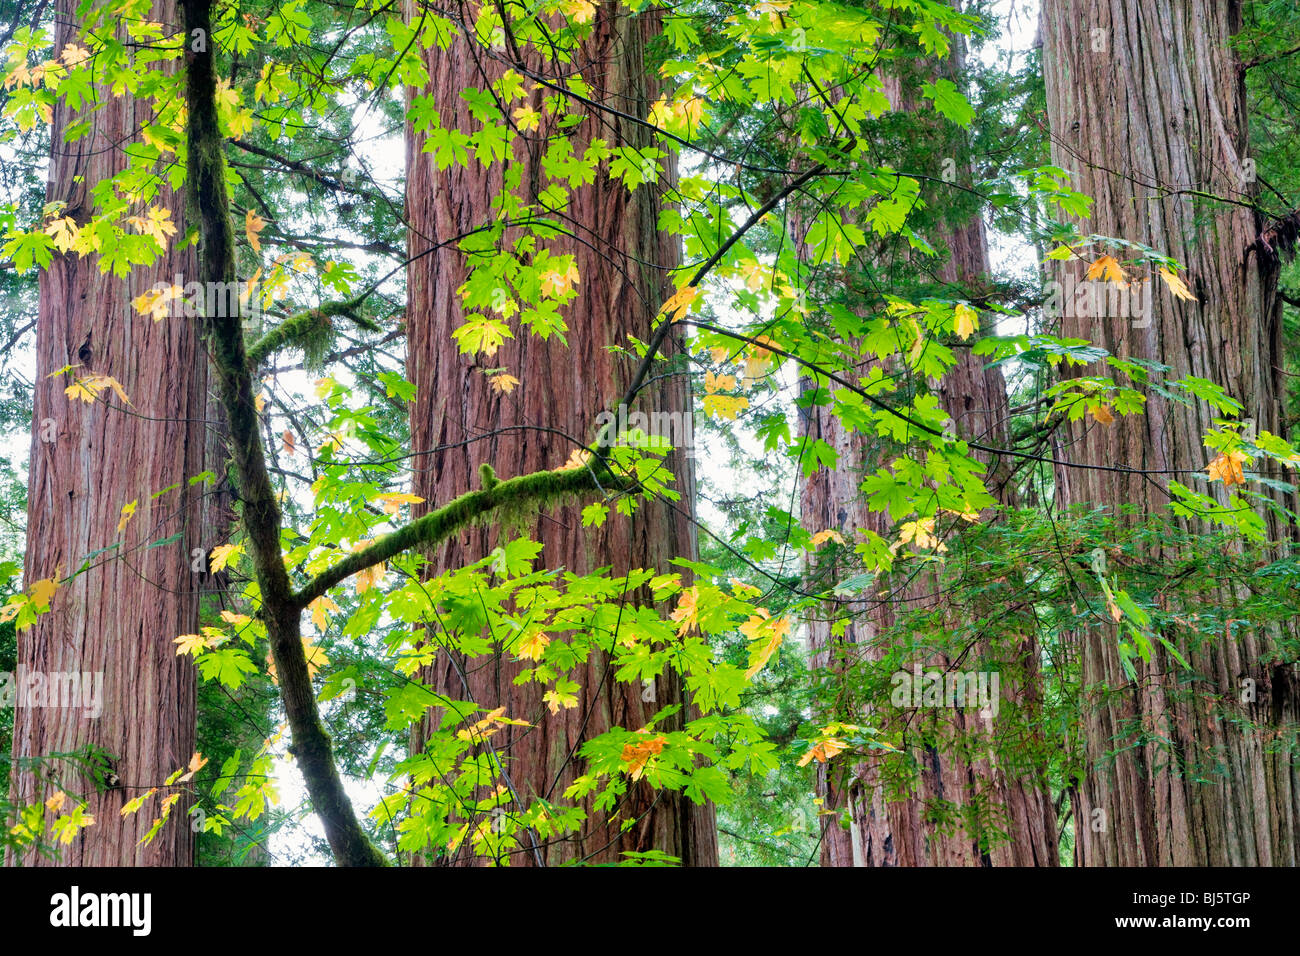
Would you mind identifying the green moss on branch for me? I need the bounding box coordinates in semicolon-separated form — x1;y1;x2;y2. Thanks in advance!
245;297;375;370
293;462;621;610
182;0;386;868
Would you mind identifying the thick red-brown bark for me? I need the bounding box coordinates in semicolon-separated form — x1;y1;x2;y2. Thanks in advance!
801;47;1057;867
403;2;716;864
1042;0;1298;865
9;0;209;865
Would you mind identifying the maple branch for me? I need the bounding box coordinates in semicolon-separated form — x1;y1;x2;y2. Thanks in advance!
291;461;624;611
183;0;386;868
268;326;406;375
682;319;1219;480
229;138;393;206
604;158;832;445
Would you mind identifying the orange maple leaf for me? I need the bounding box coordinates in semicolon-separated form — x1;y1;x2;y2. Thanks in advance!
1207;450;1248;487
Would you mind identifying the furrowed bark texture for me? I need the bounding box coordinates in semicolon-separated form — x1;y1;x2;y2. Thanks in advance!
8;0;208;866
404;2;716;864
801;44;1057;867
1042;0;1298;865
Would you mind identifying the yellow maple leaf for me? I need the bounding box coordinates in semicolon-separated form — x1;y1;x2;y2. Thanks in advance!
543;687;579;714
512;105;541;132
1085;254;1127;285
375;492;424;514
456;706;531;742
742;335;777;385
741;609;790;678
953;303;978;340
132;284;183;321
355;562;385;594
65;374;131;406
907;320;926;366
220;610;251;626
29;59;58;87
245;208;267;253
117;499;137;533
1207;450;1248;487
208;542;244;573
894;517;947;553
60;43;90;67
659;284;701;322
809;529;845;548
564;0;596;23
4;62;31;90
670;586;700;635
45;790;67;813
704;371;737;393
655;95;706;132
738;259;767;292
539;261;579;297
119;789;158;817
350;540;385;594
517;630;551;661
44;216;79;254
1158;266;1197;302
240;267;263;311
796;736;849;767
129;206;176;246
102;375;130;405
489;372;521;394
308;596;340;632
303;640;329;680
1090;404;1115;425
177;751;208;783
174;633;208;656
557;447;592;471
28;568;60;611
702;393;749;420
54;807;94;843
620;734;667;779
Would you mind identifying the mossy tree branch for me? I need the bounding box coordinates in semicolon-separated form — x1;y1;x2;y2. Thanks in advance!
180;0;638;865
181;0;387;867
291;462;620;610
245;297;377;369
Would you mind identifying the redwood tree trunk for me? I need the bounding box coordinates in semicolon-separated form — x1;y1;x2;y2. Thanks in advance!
9;0;209;865
801;43;1058;867
404;2;716;865
1042;0;1297;865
